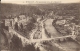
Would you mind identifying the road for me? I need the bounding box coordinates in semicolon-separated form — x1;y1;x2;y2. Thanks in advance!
30;35;73;43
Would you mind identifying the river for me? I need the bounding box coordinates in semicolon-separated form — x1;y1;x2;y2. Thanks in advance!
44;19;62;38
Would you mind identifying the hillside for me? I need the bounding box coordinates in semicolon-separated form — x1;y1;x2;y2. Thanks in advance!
0;3;42;19
37;3;80;16
0;3;80;19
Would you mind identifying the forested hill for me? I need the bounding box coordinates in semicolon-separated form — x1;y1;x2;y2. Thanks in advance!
37;3;80;16
0;3;80;19
0;3;42;19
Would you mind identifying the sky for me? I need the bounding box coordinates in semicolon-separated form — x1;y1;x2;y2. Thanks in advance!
1;0;80;4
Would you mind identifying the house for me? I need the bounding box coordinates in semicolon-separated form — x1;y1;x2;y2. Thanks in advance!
37;17;42;22
4;19;13;27
18;15;33;28
19;15;26;20
4;19;10;26
14;17;19;23
63;16;75;20
1;18;14;31
55;16;63;19
56;19;66;25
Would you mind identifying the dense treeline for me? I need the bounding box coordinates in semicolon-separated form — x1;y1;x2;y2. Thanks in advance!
0;3;80;19
0;3;42;19
10;34;22;51
38;3;80;16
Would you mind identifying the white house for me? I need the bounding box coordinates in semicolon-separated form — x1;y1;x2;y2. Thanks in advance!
56;20;66;25
19;15;26;20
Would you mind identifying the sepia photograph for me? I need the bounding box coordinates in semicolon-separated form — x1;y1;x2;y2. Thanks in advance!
0;0;80;51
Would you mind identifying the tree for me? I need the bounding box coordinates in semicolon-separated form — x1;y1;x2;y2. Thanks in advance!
11;34;22;51
20;23;23;31
15;22;18;31
23;43;36;51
